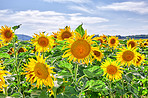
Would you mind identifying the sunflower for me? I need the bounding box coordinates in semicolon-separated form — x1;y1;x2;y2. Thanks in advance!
7;48;14;55
143;42;148;47
116;46;138;67
92;47;103;61
31;32;54;52
18;47;27;54
23;53;55;89
57;26;74;41
127;39;137;48
93;37;104;44
52;32;58;39
100;58;124;81
62;31;96;64
108;36;119;48
0;66;11;90
0;42;3;48
0;25;14;43
134;53;145;67
100;34;107;39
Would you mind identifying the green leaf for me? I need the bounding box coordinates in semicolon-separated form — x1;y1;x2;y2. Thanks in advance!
0;53;10;58
38;90;48;98
58;61;73;70
12;24;22;31
85;80;106;92
83;66;103;78
11;92;22;97
58;70;72;77
75;24;85;37
0;94;6;98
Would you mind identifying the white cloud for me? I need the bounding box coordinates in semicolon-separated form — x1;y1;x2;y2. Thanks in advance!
68;5;94;13
43;0;91;3
0;10;108;36
97;1;148;14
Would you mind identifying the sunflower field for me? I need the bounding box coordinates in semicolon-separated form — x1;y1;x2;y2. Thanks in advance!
0;24;148;98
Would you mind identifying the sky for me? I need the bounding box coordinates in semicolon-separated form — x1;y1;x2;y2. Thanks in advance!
0;0;148;37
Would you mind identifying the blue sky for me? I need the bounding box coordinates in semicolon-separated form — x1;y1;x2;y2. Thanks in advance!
0;0;148;36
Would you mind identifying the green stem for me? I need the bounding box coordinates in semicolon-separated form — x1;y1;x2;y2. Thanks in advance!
74;64;78;83
122;78;125;98
76;75;87;85
4;87;8;96
109;81;113;98
79;88;89;98
54;90;56;98
43;49;45;59
13;39;21;93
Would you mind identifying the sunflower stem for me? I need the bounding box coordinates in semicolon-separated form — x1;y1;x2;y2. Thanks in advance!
122;78;125;98
109;80;113;98
53;90;57;98
43;49;45;59
13;39;21;93
4;86;8;96
74;64;78;83
76;75;87;85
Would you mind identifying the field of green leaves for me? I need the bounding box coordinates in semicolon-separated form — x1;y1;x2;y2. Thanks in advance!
0;24;148;98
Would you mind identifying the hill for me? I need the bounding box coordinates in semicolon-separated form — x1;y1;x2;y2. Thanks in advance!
16;34;32;41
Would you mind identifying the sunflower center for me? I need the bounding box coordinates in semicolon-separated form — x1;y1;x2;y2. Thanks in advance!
136;56;142;63
122;50;134;61
128;41;135;48
93;50;101;57
97;39;103;43
61;31;72;40
38;37;49;47
18;48;24;53
107;65;117;75
71;39;91;59
110;38;116;44
34;63;49;79
4;31;12;38
144;43;147;46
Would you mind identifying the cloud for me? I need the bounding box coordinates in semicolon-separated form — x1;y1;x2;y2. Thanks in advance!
97;1;148;14
68;5;94;13
43;0;91;3
0;9;108;36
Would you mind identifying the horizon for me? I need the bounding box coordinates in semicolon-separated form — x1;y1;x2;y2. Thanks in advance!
0;0;148;36
15;33;148;38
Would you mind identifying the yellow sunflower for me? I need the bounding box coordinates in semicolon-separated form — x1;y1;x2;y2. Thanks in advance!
127;39;137;48
100;58;124;81
116;46;138;67
31;32;54;52
108;36;119;48
7;48;14;55
52;32;58;39
23;53;55;89
92;47;104;61
100;34;107;39
134;53;145;67
0;42;3;48
143;42;148;47
0;66;11;90
93;37;104;44
62;31;96;64
57;26;74;41
18;47;27;54
0;25;14;43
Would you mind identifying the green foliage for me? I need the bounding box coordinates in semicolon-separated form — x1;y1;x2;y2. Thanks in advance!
0;24;148;98
75;23;85;37
12;24;22;31
0;53;10;58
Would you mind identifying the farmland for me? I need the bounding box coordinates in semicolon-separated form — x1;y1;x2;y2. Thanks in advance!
0;24;148;98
